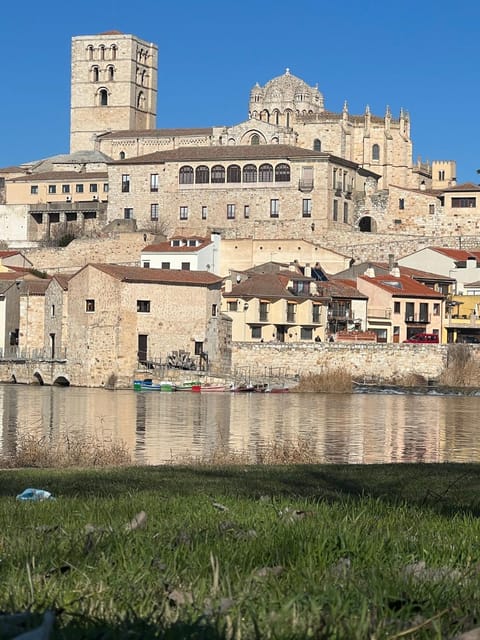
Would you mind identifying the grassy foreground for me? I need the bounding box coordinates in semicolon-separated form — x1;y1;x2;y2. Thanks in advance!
2;464;480;639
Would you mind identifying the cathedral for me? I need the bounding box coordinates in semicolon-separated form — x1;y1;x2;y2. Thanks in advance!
2;30;476;251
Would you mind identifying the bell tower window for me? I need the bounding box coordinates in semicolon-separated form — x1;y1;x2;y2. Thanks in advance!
92;66;99;82
107;66;115;81
372;144;380;161
313;139;321;152
99;89;108;106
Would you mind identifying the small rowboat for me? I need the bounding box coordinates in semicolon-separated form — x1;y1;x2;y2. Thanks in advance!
200;384;227;392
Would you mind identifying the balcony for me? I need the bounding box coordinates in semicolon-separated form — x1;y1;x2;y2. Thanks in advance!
405;314;431;323
445;313;480;328
298;179;314;193
368;307;392;319
29;200;105;213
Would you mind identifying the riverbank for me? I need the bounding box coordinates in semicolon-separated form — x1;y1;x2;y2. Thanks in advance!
3;463;480;639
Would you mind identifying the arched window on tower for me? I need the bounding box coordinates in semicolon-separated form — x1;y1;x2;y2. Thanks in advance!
243;164;257;183
111;45;117;60
119;151;126;160
227;165;241;183
273;110;280;125
92;66;100;82
99;89;108;106
195;166;209;184
275;163;291;182
313;139;321;152
107;66;115;81
99;45;105;60
372;144;380;161
251;134;260;145
259;164;273;182
286;110;291;127
179;166;194;184
137;91;145;110
141;70;147;86
87;45;94;60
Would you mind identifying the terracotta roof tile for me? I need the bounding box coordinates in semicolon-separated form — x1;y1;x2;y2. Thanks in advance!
358;274;444;298
9;171;108;183
88;264;222;286
98;128;214;140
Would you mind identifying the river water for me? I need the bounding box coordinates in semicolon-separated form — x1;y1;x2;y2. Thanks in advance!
1;384;480;465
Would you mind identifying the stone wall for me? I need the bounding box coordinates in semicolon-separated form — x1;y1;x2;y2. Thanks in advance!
231;342;448;382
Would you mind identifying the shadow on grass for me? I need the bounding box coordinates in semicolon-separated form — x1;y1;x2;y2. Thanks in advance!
2;463;480;518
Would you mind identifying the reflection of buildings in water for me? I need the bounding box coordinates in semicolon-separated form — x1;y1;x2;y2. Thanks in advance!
3;387;480;465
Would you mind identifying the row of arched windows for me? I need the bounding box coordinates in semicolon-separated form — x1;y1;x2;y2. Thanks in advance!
87;44;117;61
179;163;291;185
136;68;149;86
96;89;145;109
91;66;115;82
137;48;149;63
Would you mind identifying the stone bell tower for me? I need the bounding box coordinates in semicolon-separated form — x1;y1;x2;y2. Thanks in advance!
70;31;158;153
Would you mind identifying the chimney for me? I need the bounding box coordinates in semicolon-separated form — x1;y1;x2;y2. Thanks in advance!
224;278;232;293
391;266;400;277
304;263;312;278
289;262;296;272
388;254;395;270
419;181;426;191
310;281;318;296
364;266;375;278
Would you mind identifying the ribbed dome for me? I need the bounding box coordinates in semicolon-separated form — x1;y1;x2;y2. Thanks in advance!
249;69;324;113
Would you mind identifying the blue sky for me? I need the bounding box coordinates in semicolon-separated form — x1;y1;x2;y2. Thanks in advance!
1;0;479;182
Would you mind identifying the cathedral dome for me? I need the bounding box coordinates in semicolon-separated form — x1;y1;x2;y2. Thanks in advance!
249;69;324;116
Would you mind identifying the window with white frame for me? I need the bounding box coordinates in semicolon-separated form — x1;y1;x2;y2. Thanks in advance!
202;206;208;220
302;199;312;217
150;174;159;192
85;299;95;312
244;205;250;218
227;204;235;219
179;206;188;220
270;199;279;218
121;174;130;192
124;208;133;219
150;203;159;220
137;300;151;313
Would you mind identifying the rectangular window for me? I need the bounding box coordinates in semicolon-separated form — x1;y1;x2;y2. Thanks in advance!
150;173;159;192
51;304;55;317
244;205;250;219
227;300;238;312
312;305;321;323
227;204;235;219
302;199;312;217
30;185;38;194
161;262;170;269
399;198;405;210
300;327;313;340
333;200;338;221
76;184;84;193
287;303;296;323
211;304;218;317
394;301;401;314
452;197;476;208
150;203;159;220
48;185;56;194
85;299;95;312
259;301;269;322
194;341;203;356
433;303;440;316
438;170;445;181
181;262;191;270
201;206;208;220
270;199;279;218
103;183;109;192
179;206;188;220
62;184;70;194
343;202;348;223
136;300;151;313
429;204;435;214
124;208;133;219
121;174;130;193
143;261;150;268
89;183;98;193
251;326;262;340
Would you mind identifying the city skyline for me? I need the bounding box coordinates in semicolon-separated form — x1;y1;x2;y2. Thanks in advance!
1;0;479;183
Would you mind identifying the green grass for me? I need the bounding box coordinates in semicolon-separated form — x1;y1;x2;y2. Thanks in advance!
3;464;480;638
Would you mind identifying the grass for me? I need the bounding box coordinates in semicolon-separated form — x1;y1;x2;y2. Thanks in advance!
3;464;480;638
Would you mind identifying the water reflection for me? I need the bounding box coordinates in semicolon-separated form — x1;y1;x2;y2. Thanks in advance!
2;384;480;464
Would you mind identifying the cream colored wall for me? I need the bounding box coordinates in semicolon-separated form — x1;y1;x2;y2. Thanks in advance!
19;294;45;355
6;176;108;205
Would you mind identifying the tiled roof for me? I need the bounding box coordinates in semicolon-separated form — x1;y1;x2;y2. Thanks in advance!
98;128;214;140
442;182;480;192
108;144;364;168
320;279;368;299
142;239;212;253
358;274;444;298
0;251;21;258
88;264;223;285
23;280;51;296
428;247;480;261
52;274;74;290
227;273;327;301
10;171;108;182
369;262;455;281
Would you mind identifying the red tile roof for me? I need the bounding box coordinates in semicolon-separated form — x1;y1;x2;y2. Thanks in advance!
9;171;108;183
87;264;223;286
428;247;480;261
358;274;444;298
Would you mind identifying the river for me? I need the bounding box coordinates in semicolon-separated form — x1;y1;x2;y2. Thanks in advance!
1;384;480;465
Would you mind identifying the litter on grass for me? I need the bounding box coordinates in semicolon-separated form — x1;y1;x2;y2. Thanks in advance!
16;488;54;502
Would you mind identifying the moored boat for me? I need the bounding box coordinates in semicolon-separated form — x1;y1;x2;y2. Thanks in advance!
200;384;227;392
133;379;176;391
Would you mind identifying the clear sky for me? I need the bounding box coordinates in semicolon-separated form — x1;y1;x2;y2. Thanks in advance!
1;0;479;183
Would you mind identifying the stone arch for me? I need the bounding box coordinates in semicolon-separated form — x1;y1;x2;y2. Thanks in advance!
358;216;377;233
239;130;267;145
53;376;70;387
33;371;44;385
